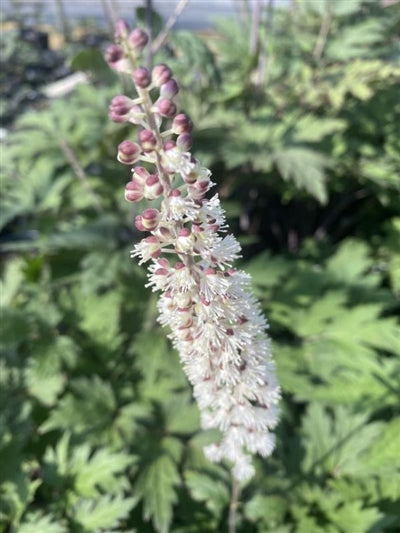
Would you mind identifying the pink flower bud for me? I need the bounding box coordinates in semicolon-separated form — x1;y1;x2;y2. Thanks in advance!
132;166;150;185
169;189;181;197
128;28;149;51
176;227;193;253
172;114;193;134
135;215;146;231
141;208;160;230
114;19;129;41
133;67;151;88
155;98;177;118
144;235;162;258
144;174;164;200
164;140;176;151
152;64;172;86
105;44;124;68
160;79;179;99
109;95;132;122
125;181;144;202
139;129;157;152
117;140;141;165
177;133;192;151
158;257;170;269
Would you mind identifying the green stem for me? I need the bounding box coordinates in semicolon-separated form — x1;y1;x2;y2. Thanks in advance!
228;476;241;533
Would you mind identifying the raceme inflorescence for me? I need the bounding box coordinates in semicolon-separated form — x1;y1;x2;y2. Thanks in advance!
106;21;280;482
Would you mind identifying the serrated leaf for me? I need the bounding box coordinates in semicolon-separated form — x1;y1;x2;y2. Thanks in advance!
274;147;329;203
16;511;67;533
294;116;346;143
134;450;180;533
184;470;229;517
72;495;136;531
301;404;382;477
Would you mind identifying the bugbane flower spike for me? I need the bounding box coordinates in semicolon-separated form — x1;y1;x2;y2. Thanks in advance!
106;21;280;482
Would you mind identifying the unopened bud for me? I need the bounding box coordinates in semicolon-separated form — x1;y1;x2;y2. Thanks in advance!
177;133;192;151
172;114;193;135
141;208;160;230
160;79;179;99
144;235;162;258
125;181;144;202
117;140;141;164
152;64;172;86
144;174;164;199
155;98;177;118
176;227;193;253
164;140;176;151
105;44;124;68
128;28;149;51
133;67;151;88
109;95;132;122
132;166;150;185
139;129;157;152
114;19;129;41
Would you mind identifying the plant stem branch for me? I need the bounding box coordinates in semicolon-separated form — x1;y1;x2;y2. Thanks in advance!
228;476;241;533
59;138;103;215
313;6;332;61
151;0;189;54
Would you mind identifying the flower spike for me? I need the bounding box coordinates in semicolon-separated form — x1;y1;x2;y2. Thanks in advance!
106;24;280;482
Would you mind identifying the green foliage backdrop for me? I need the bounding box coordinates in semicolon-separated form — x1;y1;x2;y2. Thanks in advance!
1;1;399;532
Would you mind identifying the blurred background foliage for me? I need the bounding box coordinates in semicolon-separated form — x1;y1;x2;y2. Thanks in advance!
1;0;399;532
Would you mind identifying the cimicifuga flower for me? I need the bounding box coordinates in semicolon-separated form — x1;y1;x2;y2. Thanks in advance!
106;20;280;482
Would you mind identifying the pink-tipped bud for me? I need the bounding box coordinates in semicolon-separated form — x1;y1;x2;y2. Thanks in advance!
117;140;141;165
152;64;172;86
144;235;162;258
175;262;185;270
172;114;193;135
205;267;216;276
176;227;193;253
155;98;177;118
177;133;192;151
105;44;124;68
133;67;151;88
158;257;170;269
160;79;179;99
144;174;164;200
128;28;149;51
114;19;129;41
132;166;150;186
125;181;144;202
169;189;181;197
141;208;160;230
182;169;198;184
109;95;132;122
139;129;157;152
135;215;146;231
164;140;176;151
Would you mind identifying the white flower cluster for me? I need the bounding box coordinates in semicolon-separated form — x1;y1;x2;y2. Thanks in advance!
132;151;280;481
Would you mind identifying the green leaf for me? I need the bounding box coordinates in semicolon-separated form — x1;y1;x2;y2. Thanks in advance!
72;494;136;531
70;48;116;83
16;512;67;533
327;500;382;533
134;446;181;533
274;147;330;203
39;377;117;439
244;494;289;526
184;470;229;517
293;116;346;143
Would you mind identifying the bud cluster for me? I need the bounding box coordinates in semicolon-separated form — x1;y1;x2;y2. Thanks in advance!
106;21;280;482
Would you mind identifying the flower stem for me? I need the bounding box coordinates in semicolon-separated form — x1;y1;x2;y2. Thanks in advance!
228;476;241;533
